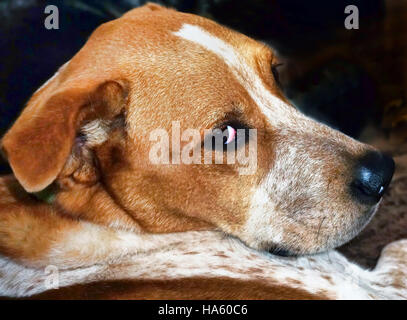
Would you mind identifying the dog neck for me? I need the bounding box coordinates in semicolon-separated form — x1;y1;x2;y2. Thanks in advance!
53;179;214;234
1;227;407;299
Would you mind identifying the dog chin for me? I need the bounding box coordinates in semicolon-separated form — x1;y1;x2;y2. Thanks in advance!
266;205;380;257
327;205;381;251
341;205;380;243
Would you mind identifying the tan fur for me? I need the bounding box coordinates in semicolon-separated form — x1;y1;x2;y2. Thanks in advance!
0;4;404;299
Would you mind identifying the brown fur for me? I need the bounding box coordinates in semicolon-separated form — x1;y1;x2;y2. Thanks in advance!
0;4;394;298
27;277;325;300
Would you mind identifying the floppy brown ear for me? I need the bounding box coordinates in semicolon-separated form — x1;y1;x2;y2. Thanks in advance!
1;80;128;193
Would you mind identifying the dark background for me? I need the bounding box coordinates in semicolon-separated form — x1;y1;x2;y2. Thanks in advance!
1;0;406;175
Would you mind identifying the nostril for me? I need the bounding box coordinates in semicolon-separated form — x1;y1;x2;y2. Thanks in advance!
351;175;383;203
350;151;395;205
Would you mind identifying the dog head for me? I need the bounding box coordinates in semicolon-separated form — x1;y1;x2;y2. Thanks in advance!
1;4;394;255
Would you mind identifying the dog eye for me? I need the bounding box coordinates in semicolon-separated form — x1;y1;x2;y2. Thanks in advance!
204;121;250;152
224;125;236;144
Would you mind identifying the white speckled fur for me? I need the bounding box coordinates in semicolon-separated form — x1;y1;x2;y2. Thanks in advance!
1;231;406;299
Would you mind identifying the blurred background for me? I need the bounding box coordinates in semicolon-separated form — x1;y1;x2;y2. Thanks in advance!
0;0;406;267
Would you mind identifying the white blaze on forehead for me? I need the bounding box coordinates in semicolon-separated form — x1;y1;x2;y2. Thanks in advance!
173;24;292;127
173;23;296;247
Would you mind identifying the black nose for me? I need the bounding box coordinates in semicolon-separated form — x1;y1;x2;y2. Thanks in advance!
351;151;395;205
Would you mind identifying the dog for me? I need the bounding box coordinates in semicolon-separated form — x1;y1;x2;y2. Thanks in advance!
0;3;406;299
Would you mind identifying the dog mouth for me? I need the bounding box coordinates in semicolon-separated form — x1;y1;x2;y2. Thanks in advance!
268;246;297;257
340;205;379;243
266;205;380;257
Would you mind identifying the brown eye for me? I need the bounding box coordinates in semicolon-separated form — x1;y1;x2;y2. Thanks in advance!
271;63;283;87
205;120;251;152
224;125;236;145
219;120;250;147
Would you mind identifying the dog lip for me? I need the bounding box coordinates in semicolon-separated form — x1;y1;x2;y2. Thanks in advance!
265;205;380;256
354;205;379;232
268;246;297;257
